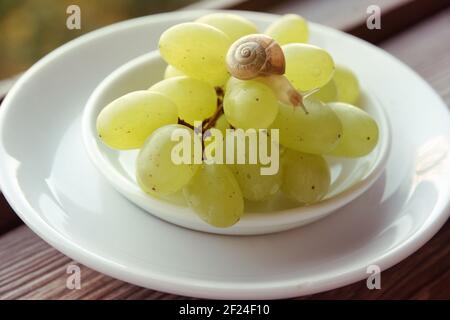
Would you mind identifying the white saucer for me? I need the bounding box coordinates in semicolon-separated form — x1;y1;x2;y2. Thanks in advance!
0;10;449;299
82;51;390;235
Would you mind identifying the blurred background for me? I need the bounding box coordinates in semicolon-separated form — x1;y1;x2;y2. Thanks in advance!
2;0;448;81
0;0;200;79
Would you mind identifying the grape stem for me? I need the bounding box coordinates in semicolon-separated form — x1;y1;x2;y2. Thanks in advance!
177;87;225;161
177;87;224;135
202;86;225;132
177;118;194;130
202;105;223;132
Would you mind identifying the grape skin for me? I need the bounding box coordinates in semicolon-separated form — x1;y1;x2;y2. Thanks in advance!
196;13;258;42
214;114;230;134
203;114;230;159
282;150;331;204
159;22;231;87
164;65;185;79
149;76;217;125
231;163;283;202
311;79;338;103
230;134;283;201
327;102;379;157
271;98;343;154
223;78;279;129
96;91;178;150
183;164;244;228
311;66;360;105
136;125;199;196
283;43;335;92
265;14;309;45
334;65;360;105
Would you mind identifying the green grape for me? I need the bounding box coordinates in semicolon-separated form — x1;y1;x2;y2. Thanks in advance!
159;22;231;87
271;98;343;154
204;114;230;148
137;125;199;196
334;65;360;105
214;114;230;134
282;150;331;204
223;78;279;129
183;164;244;228
225;131;282;201
97;91;178;150
283;43;335;92
149;76;217;125
232;164;283;201
225;76;241;91
203;114;230;158
327;102;379;157
164;65;185;79
310;79;337;103
265;14;309;45
230;132;282;202
195;13;258;43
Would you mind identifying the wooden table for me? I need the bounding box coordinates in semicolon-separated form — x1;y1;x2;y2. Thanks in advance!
1;0;449;300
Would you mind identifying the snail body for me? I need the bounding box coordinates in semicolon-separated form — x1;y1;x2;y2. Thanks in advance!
226;34;285;80
226;34;307;113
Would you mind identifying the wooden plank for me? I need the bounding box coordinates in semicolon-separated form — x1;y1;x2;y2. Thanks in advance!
0;226;189;300
302;221;450;300
381;9;450;102
243;0;409;29
0;219;448;300
347;0;450;44
228;0;450;44
181;0;249;10
0;193;22;235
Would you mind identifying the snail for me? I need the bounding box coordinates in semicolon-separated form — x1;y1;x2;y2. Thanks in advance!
226;34;285;80
226;34;306;112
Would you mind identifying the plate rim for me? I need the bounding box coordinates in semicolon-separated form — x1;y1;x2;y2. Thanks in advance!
0;9;449;299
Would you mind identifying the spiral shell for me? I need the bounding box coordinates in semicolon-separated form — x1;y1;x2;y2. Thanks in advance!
226;34;285;80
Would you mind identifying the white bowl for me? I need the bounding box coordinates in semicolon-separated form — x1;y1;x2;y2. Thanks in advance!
82;51;390;235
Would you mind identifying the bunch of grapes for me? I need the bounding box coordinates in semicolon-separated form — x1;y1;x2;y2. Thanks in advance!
96;13;379;228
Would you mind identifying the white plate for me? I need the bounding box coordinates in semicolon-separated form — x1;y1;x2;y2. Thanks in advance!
82;51;390;235
0;10;449;299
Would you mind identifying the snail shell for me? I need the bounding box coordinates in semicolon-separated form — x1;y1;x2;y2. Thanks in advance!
226;34;285;80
